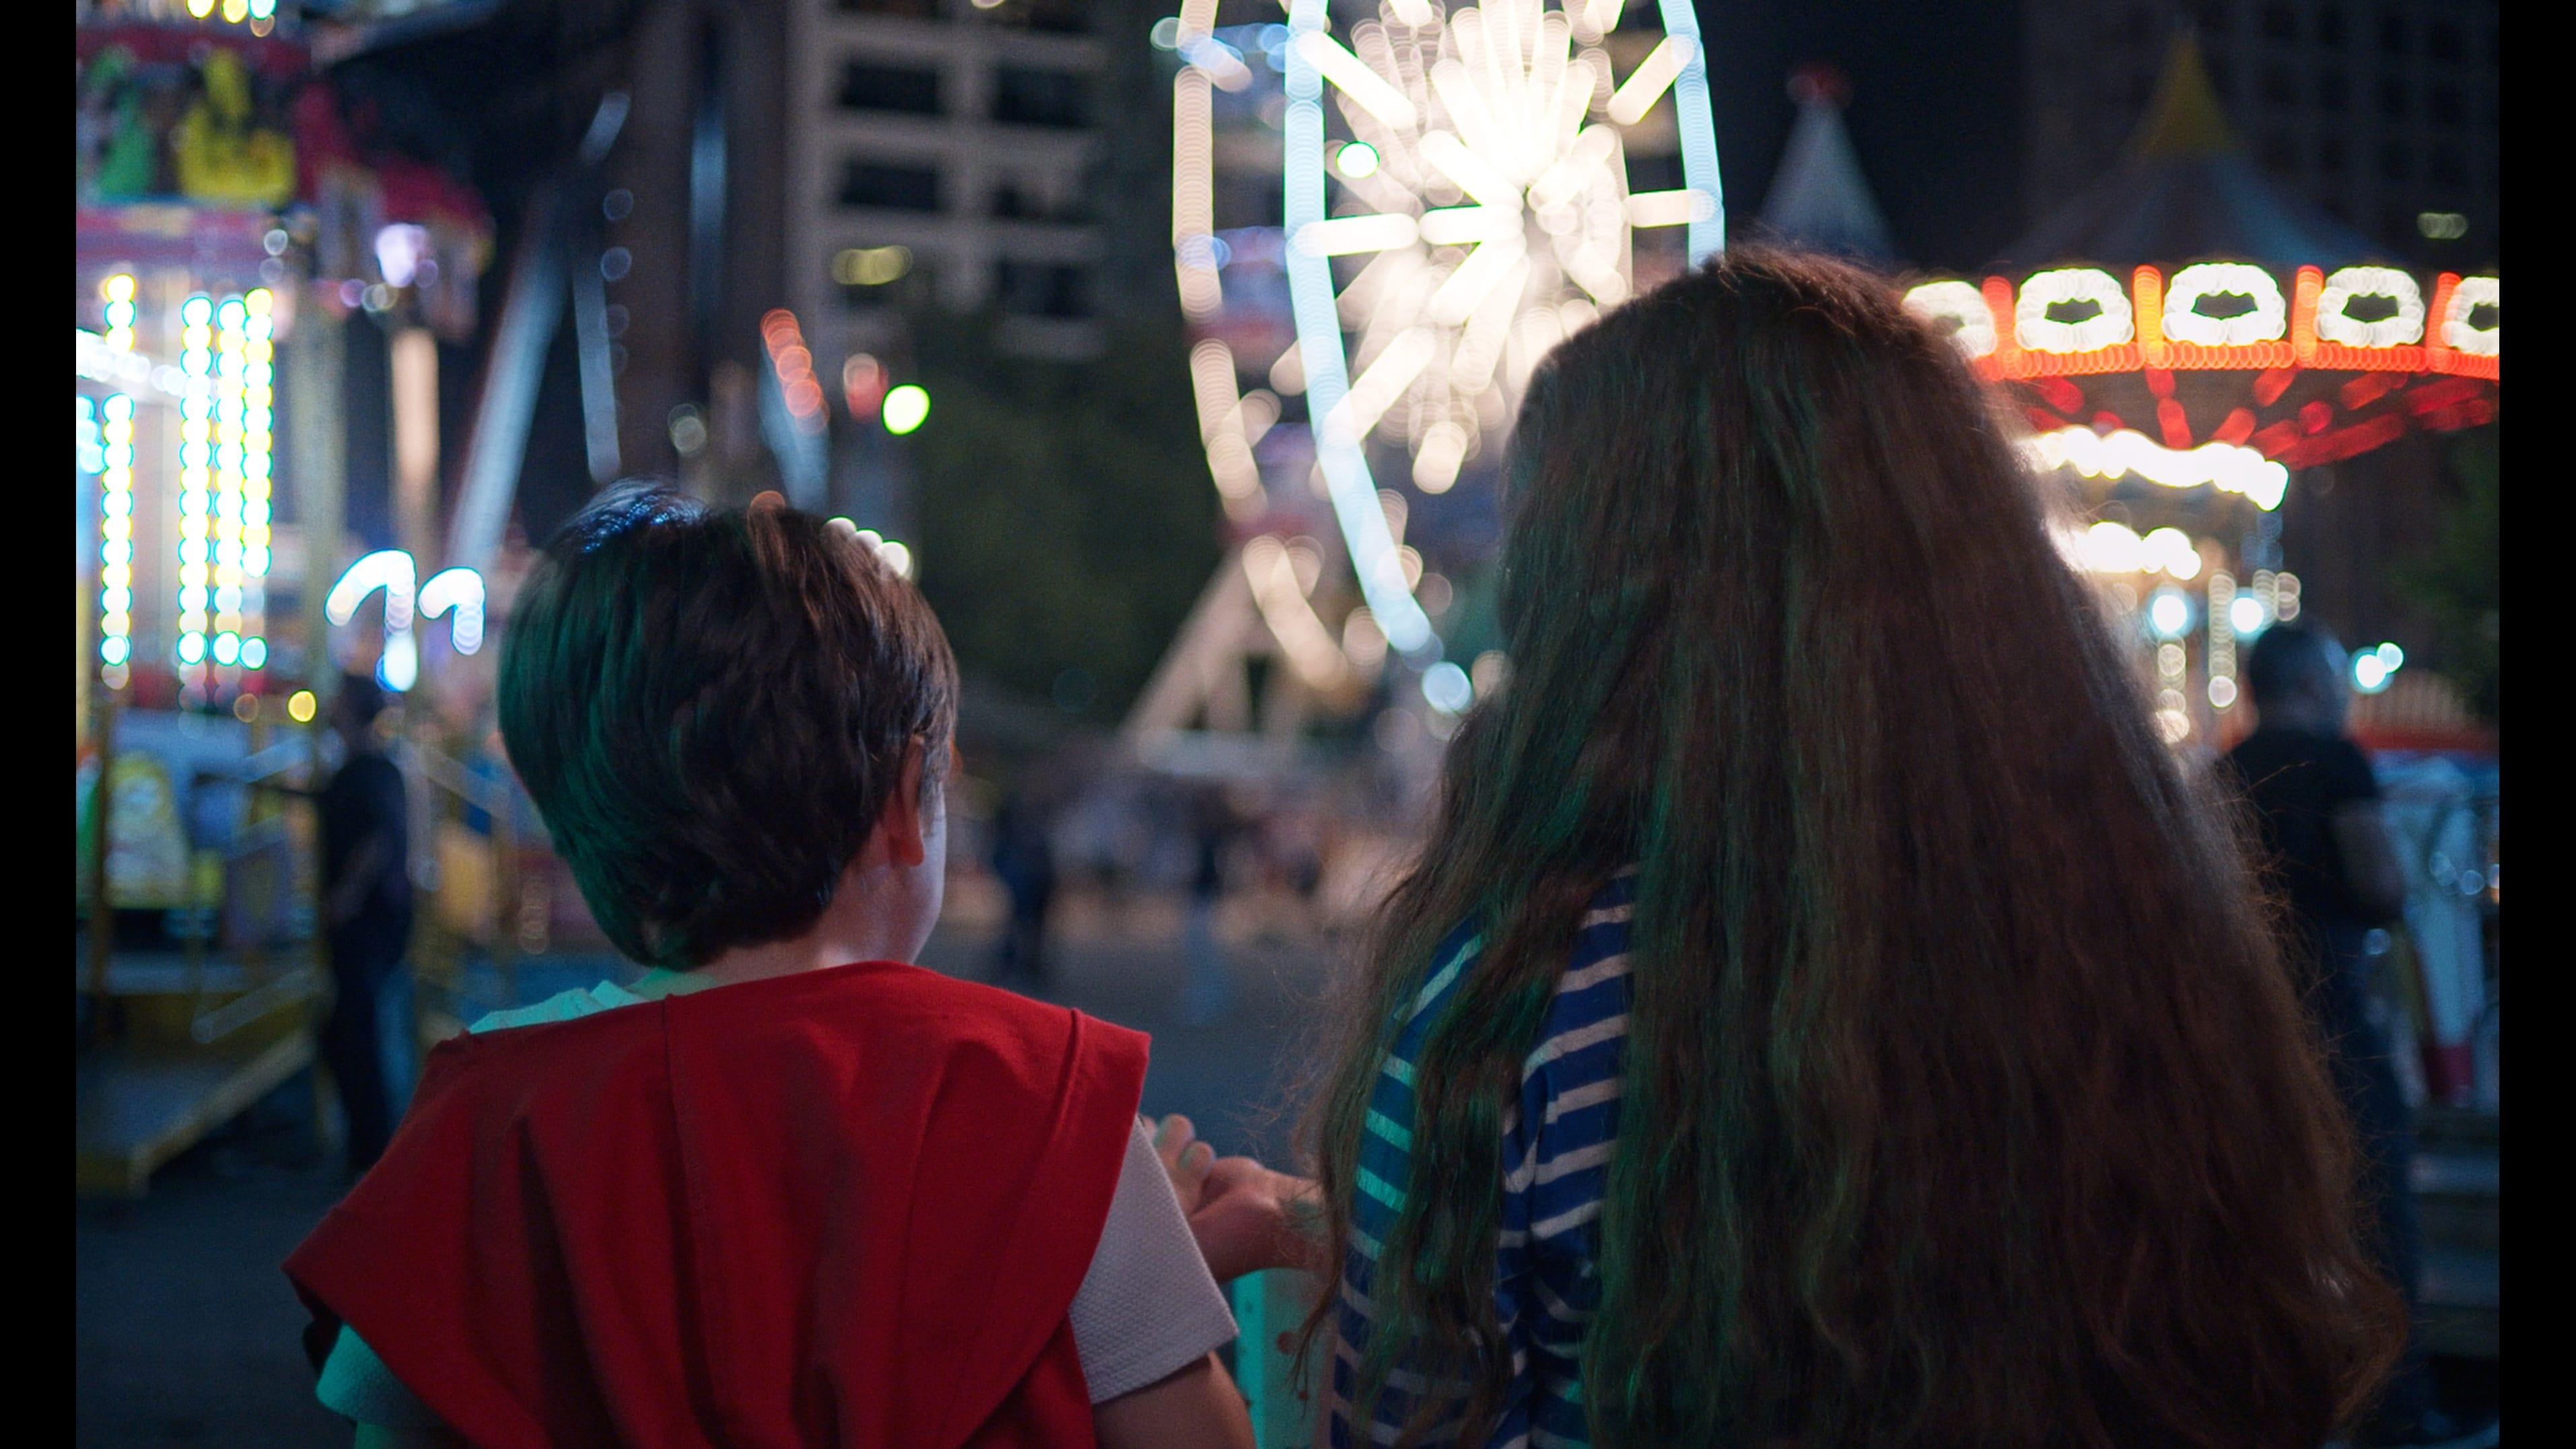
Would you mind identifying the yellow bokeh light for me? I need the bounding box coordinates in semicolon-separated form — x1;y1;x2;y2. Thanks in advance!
287;690;317;723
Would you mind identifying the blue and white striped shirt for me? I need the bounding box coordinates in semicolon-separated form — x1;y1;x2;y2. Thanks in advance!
1333;870;1636;1448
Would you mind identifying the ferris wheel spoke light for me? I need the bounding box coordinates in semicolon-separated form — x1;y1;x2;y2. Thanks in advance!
1607;34;1694;125
1419;131;1523;210
1325;327;1438;446
1552;55;1598;145
1389;0;1438;26
1430;61;1508;166
1294;212;1424;256
1430;236;1528;325
1562;246;1630;307
1419;205;1519;246
1180;36;1253;90
1298;31;1419;131
1530;125;1620;209
1628;189;1718;227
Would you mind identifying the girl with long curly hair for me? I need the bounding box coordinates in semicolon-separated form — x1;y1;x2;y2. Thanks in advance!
1195;249;2400;1447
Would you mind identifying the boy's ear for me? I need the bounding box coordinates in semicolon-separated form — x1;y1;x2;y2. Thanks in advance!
879;739;930;868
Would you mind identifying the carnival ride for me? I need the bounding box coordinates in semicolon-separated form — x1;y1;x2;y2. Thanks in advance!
75;6;515;1196
1900;34;2498;755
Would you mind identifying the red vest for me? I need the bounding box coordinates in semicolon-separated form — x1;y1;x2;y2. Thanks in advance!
285;962;1149;1448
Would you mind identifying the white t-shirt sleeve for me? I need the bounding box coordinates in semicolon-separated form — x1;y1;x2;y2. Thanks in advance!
1066;1119;1242;1404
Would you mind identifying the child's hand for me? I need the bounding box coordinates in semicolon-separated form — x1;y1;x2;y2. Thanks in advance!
1186;1157;1321;1284
1149;1113;1216;1213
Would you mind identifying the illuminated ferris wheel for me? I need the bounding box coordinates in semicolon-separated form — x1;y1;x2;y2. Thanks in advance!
1169;0;1722;678
1286;0;1721;659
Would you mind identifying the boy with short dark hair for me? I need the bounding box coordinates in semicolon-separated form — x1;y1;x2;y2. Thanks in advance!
286;487;1251;1447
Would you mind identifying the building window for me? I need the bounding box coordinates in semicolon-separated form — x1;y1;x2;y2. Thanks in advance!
2261;3;2296;41
994;260;1091;320
2377;141;2410;182
2262;63;2299;106
839;160;941;211
2379;74;2408;119
840;260;936;311
838;61;941;115
992;67;1089;129
990;180;1091;224
993;0;1092;34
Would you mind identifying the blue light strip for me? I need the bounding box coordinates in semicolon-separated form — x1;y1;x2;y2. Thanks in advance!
1284;0;1438;662
1658;0;1726;263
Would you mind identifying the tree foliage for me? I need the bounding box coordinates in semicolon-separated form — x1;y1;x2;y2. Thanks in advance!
902;308;1222;728
2401;425;2499;722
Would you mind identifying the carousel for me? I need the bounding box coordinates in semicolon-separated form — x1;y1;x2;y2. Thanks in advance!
1899;33;2499;754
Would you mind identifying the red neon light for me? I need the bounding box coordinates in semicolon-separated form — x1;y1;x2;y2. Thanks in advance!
2155;397;2192;450
2415;397;2498;431
1998;343;2143;377
760;309;826;425
2213;407;2256;446
2278;413;2409;470
2035;376;2085;415
2338;374;2403;411
2298;400;2334;435
2404;377;2492;415
2252;366;2301;407
2248;419;2302;456
2307;341;2429;372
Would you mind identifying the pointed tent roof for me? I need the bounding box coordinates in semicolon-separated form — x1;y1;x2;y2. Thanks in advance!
1758;67;1897;262
1993;30;2388;272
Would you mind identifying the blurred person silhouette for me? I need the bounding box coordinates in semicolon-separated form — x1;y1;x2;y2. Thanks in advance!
1180;252;2407;1447
1181;784;1234;1024
2227;623;2486;1448
315;671;413;1178
989;779;1059;992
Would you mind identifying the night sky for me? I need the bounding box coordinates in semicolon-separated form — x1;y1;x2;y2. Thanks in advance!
1693;0;2027;272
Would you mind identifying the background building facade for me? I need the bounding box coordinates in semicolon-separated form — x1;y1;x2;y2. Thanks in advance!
2024;0;2499;267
